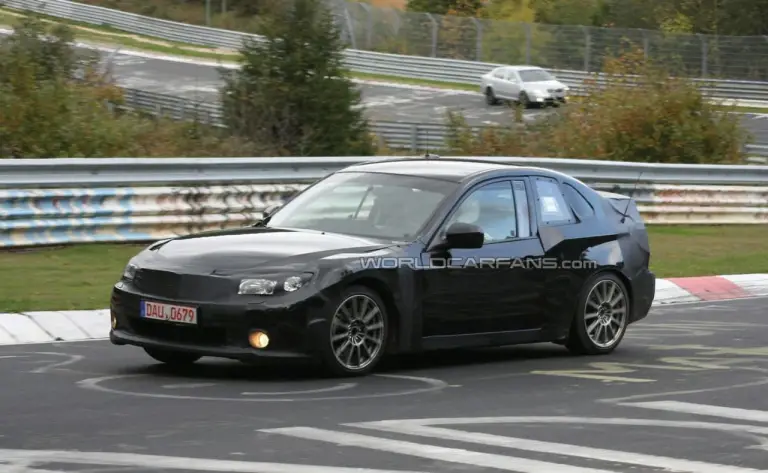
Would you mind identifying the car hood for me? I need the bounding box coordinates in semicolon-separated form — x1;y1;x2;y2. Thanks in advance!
525;80;566;92
135;227;395;275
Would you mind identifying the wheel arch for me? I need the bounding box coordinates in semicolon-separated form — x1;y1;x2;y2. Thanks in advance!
585;267;634;315
345;276;402;353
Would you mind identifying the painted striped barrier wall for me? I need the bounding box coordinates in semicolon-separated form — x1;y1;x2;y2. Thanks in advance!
2;182;767;248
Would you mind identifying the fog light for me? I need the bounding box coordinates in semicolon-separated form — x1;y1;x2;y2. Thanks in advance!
249;331;269;349
111;313;117;329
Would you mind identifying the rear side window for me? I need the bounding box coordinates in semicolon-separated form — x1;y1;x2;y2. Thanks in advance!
563;183;595;220
533;177;574;225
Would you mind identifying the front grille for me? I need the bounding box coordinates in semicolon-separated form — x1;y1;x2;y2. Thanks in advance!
134;269;181;298
129;318;228;346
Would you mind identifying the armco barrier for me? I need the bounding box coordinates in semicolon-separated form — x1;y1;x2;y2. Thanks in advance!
4;0;768;105
2;157;768;248
112;87;768;156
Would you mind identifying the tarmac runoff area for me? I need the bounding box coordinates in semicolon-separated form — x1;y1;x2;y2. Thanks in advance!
0;276;767;472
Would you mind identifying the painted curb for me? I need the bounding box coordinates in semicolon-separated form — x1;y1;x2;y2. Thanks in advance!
1;274;766;346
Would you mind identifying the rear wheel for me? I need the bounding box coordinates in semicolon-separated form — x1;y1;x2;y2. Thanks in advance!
144;347;201;366
318;286;388;377
566;273;630;355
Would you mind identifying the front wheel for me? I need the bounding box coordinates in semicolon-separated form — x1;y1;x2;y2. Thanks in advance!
144;347;201;366
485;87;499;105
318;285;388;377
566;273;630;355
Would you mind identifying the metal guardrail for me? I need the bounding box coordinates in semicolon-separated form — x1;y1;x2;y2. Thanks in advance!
3;157;768;189
4;0;768;105
2;162;767;247
114;87;768;158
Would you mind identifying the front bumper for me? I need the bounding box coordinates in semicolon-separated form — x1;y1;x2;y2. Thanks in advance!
110;281;329;361
530;94;567;105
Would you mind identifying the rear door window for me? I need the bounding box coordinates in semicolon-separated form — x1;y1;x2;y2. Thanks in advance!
533;177;574;225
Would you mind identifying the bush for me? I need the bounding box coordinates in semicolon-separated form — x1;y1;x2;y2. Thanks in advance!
0;14;259;158
446;44;751;163
220;0;377;157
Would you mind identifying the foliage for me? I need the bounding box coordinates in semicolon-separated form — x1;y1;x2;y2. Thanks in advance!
445;45;750;164
406;0;483;15
0;14;258;158
219;0;377;157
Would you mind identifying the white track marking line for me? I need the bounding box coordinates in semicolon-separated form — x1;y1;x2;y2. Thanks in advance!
260;426;622;473
0;449;428;473
349;422;766;473
620;401;768;423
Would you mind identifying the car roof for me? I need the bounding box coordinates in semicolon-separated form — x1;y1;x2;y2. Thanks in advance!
338;158;565;183
493;65;543;72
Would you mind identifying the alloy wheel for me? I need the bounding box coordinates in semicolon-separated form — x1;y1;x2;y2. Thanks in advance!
583;279;628;348
330;294;385;371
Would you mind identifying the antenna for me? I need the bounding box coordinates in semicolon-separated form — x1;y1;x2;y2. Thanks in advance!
620;171;643;224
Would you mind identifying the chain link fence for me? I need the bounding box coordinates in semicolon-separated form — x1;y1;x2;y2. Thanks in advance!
65;0;768;81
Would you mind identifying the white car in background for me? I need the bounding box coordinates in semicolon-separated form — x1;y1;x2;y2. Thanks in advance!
481;65;569;108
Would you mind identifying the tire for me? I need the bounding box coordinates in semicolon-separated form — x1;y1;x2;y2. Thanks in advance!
485;87;499;105
144;347;202;366
518;91;530;109
565;272;630;355
318;285;389;377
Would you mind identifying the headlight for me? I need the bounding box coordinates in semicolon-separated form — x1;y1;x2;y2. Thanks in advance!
238;273;313;295
122;263;138;280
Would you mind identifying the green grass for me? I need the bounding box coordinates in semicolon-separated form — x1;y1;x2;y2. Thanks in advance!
1;225;766;313
0;8;477;92
0;243;145;313
7;8;767;107
646;225;768;278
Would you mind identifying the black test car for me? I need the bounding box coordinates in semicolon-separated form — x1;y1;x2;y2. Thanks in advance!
110;157;655;376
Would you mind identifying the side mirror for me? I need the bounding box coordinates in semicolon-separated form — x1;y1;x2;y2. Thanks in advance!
442;222;485;249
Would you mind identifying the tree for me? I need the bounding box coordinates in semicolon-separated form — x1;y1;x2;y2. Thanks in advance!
406;0;483;15
445;44;750;164
220;0;375;156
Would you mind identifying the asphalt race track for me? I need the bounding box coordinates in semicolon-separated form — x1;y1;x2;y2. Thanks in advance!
102;49;532;126
2;297;768;472
97;48;768;136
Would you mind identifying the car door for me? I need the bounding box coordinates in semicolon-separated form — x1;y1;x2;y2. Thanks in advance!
504;68;522;98
419;178;546;341
489;67;507;97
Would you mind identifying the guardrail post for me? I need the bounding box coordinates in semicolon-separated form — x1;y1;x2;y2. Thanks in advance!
582;26;591;72
411;124;418;152
698;34;708;78
205;0;211;26
525;23;531;64
344;5;357;50
426;13;437;57
642;30;649;59
360;3;373;50
472;17;482;61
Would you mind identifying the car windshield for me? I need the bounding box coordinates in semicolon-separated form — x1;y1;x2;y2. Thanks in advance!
265;171;457;240
518;69;554;82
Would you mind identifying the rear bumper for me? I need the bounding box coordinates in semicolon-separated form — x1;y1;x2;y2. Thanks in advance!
630;269;656;323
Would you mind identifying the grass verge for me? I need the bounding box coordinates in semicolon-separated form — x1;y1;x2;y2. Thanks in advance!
1;225;766;313
0;8;478;93
4;8;766;108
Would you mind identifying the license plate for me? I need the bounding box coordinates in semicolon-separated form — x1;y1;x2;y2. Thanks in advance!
140;300;198;325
